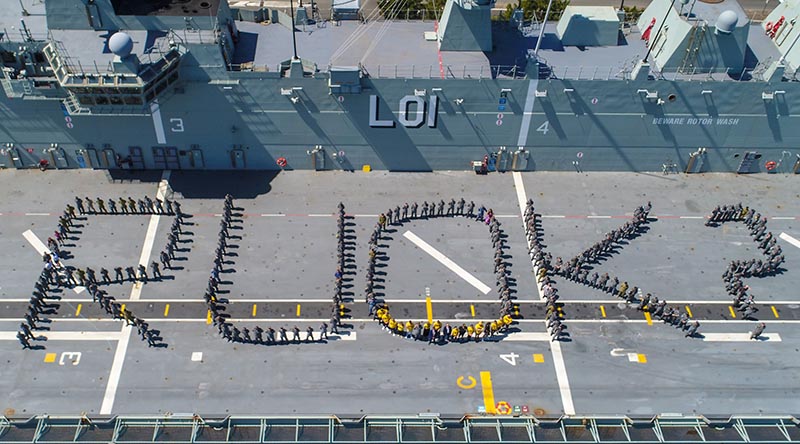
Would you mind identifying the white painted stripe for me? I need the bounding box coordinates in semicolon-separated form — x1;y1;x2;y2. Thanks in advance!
497;332;551;341
352;214;380;218
402;231;492;294
0;331;121;341
261;213;286;217
542;215;566;218
6;297;800;305
99;325;131;414
512;171;575;416
308;213;332;217
22;231;85;295
513;172;543;303
771;217;795;220
550;340;575;414
587;215;611;219
150;100;167;144
24;212;50;216
494;215;518;218
5;318;800;325
516;79;539;147
22;229;49;256
101;171;169;415
555;299;800;305
779;232;800;249
679;216;704;219
701;333;782;342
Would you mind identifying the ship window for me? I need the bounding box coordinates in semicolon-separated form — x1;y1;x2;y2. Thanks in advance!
95;96;109;105
109;95;124;105
78;95;94;106
668;94;677;102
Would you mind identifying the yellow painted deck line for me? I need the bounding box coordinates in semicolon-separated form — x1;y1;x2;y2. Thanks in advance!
163;304;170;317
771;306;780;318
644;311;652;326
600;305;606;318
296;304;301;317
480;371;496;414
685;305;693;318
75;304;82;317
470;304;476;317
426;297;433;323
729;306;737;318
252;304;257;317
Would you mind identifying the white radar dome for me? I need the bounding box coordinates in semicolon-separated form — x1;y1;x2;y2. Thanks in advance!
108;32;134;57
715;10;738;34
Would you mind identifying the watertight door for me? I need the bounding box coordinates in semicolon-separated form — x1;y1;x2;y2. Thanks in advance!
50;147;69;168
129;146;145;169
231;149;246;168
190;149;204;168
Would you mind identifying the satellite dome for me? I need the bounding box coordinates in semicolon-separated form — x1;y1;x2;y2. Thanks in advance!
108;32;134;57
680;0;691;6
715;10;738;34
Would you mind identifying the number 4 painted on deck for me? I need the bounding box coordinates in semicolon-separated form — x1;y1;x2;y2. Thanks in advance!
499;352;520;366
536;121;549;135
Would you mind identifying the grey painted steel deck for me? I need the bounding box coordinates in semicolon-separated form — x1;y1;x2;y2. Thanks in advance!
0;170;798;421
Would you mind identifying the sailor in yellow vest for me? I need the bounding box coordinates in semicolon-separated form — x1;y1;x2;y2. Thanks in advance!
450;325;460;342
466;324;475;341
501;314;513;331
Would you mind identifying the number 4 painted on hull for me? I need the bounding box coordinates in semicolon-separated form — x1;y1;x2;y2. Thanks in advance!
500;352;520;366
536;121;549;135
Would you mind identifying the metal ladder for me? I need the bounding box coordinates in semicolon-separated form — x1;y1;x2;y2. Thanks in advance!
679;21;706;74
736;151;760;174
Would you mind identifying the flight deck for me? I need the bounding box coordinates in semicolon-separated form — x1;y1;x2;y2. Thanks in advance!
0;170;798;436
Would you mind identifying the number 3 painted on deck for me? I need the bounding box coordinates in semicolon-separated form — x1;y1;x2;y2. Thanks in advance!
536;121;549;135
170;118;184;132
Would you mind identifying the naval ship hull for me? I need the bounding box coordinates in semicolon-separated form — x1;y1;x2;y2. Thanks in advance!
2;73;797;173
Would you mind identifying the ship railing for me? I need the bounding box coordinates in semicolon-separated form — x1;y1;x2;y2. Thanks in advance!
2;414;799;443
0;28;48;43
650;66;759;82
366;64;526;79
544;65;634;81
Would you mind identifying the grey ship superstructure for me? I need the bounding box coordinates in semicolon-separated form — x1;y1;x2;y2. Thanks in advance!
1;0;800;172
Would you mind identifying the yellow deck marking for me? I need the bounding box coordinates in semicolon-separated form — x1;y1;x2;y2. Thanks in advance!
456;376;477;389
479;371;496;414
470;304;476;317
206;310;212;324
533;354;545;363
425;297;433;323
74;304;82;317
44;353;56;363
685;305;693;318
163;304;170;317
728;306;736;318
252;304;257;317
637;354;647;364
296;304;301;317
644;311;653;326
120;304;126;312
599;305;606;318
771;305;780;318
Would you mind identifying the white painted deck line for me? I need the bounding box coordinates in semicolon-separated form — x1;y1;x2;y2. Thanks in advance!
402;231;492;294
